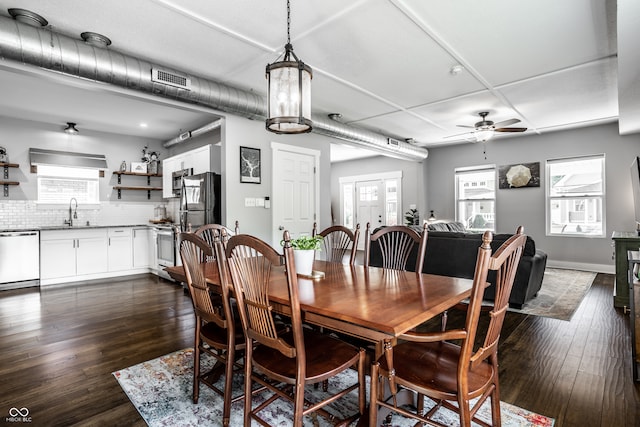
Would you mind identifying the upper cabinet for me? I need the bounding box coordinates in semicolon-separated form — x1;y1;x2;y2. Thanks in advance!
162;144;211;198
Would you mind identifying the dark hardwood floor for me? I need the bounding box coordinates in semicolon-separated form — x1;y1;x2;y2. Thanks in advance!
0;273;638;426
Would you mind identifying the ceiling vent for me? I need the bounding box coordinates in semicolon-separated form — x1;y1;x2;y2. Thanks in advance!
151;68;191;90
387;137;400;147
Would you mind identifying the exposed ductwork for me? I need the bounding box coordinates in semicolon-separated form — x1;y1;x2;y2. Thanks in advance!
163;119;223;148
0;11;428;161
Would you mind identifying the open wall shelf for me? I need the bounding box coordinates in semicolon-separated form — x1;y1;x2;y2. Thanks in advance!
1;162;19;197
112;171;162;199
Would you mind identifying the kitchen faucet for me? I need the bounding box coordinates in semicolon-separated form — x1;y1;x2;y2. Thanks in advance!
64;197;78;226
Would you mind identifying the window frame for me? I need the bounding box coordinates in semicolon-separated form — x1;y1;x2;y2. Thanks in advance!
36;165;101;206
454;165;497;232
546;154;605;238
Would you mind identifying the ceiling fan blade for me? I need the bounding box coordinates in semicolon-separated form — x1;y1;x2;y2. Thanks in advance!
495;127;527;133
493;118;520;128
456;124;475;129
444;131;474;139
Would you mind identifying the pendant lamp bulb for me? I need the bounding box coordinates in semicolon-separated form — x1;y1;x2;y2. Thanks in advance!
265;0;313;134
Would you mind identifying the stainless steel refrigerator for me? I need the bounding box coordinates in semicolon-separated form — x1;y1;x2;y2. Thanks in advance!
179;172;221;232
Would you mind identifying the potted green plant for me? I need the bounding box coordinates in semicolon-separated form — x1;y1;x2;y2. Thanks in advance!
283;235;323;276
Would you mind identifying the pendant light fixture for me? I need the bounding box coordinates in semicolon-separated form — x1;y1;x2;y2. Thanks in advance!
266;0;312;134
64;122;79;135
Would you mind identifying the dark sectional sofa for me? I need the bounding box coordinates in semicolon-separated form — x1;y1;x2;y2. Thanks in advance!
368;223;548;308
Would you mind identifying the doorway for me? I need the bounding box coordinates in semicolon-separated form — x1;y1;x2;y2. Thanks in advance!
271;142;320;248
339;171;402;249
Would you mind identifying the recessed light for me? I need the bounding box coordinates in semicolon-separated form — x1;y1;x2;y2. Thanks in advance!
449;65;464;76
140;123;148;128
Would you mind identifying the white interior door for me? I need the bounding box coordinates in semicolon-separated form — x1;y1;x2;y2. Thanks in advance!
272;143;319;249
356;180;384;249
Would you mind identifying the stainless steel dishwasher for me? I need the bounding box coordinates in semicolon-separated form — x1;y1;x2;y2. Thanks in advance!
0;230;40;290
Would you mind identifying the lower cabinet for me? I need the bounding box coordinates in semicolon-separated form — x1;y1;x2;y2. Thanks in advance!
40;226;155;286
612;231;640;308
41;229;109;281
108;227;133;272
133;227;153;268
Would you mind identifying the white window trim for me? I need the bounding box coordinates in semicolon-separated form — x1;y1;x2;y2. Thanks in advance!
545;154;606;238
454;165;497;231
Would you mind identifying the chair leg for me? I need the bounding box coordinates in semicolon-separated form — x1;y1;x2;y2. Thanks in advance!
222;347;234;427
193;326;201;404
458;396;472;427
243;343;253;427
293;378;305;427
369;362;380;427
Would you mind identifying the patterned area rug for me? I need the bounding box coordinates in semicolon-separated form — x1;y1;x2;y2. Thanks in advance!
510;268;597;321
113;348;555;427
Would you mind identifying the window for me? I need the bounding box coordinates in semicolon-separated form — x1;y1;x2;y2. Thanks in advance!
343;183;354;229
455;166;496;232
37;165;100;204
385;179;398;225
546;155;604;237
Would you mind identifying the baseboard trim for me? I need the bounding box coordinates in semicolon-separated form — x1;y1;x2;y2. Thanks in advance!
546;260;614;274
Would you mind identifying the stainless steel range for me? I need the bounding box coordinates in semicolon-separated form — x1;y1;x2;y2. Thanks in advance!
152;224;179;280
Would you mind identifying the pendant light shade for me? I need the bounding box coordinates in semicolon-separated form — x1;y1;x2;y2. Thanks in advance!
266;1;312;134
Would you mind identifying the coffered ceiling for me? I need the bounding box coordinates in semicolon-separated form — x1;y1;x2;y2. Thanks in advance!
0;0;636;162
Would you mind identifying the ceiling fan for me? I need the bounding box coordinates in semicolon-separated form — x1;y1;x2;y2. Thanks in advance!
448;111;527;142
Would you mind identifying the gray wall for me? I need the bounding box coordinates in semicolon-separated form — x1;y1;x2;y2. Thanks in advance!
220;114;333;243
330;122;640;272
330;155;427;225
426;122;640;272
0;116;165;203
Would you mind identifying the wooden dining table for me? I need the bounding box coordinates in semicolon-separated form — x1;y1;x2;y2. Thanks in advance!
165;260;475;355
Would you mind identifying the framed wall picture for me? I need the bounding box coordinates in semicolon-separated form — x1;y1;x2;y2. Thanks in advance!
498;162;540;189
240;146;261;184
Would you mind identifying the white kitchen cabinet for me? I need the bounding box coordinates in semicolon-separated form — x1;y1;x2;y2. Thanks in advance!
190;145;211;174
162;144;211;198
132;227;153;268
40;238;76;279
40;229;108;281
162;156;178;198
108;227;133;272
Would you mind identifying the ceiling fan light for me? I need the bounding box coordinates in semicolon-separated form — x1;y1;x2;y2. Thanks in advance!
64;122;79;135
475;129;494;142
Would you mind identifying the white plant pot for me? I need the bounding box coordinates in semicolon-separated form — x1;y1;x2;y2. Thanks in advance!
293;249;315;276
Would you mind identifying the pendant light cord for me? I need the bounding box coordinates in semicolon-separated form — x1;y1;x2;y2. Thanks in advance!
287;0;291;45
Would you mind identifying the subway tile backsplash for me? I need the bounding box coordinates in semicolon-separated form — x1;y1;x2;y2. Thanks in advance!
0;200;168;229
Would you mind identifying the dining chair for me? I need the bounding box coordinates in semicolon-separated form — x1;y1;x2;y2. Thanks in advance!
194;221;239;254
222;231;366;427
179;232;245;427
312;222;360;265
363;222;428;272
368;226;527;427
